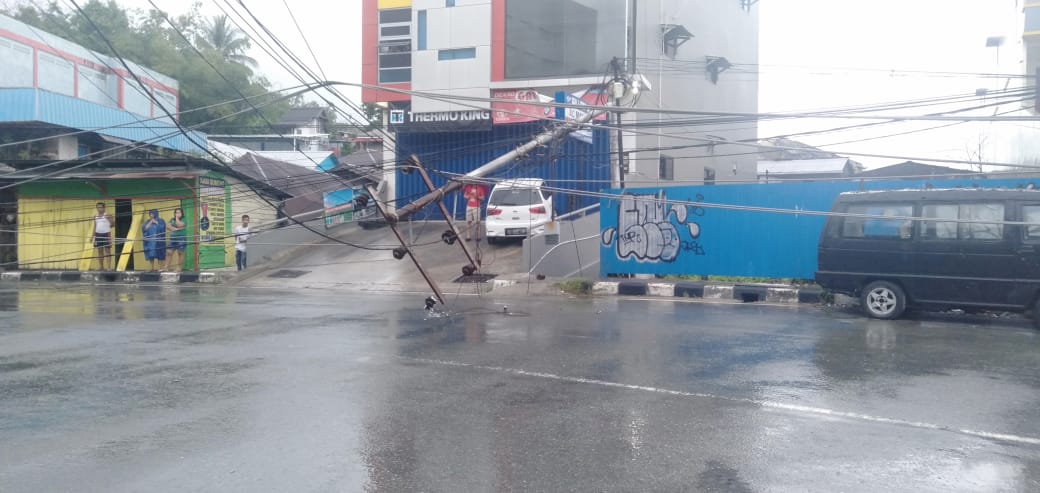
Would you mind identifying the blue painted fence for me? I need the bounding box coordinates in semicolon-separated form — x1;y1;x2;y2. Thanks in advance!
600;176;1040;279
395;122;611;220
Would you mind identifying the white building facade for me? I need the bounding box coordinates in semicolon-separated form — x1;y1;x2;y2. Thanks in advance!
362;0;759;208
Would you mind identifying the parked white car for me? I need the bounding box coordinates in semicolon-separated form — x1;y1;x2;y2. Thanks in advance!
484;178;553;243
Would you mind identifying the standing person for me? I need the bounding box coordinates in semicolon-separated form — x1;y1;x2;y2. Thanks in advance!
141;209;166;272
234;214;250;271
92;202;114;271
462;181;488;242
165;208;187;272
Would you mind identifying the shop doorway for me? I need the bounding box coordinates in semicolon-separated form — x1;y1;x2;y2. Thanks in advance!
114;198;134;271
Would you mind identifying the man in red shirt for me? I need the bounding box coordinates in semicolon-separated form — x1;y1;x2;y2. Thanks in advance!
463;181;488;241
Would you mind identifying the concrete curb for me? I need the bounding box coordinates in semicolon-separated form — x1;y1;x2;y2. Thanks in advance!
578;280;822;305
0;271;230;285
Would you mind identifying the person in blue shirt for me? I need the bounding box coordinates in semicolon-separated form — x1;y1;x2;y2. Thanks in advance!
141;209;166;272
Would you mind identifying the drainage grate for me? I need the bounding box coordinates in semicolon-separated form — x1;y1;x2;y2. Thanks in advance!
452;273;498;283
268;269;310;279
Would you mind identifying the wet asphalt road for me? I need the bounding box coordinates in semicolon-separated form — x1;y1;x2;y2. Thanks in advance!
1;285;1039;492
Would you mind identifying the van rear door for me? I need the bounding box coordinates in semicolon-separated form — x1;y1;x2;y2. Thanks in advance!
916;201;1016;308
1011;203;1040;307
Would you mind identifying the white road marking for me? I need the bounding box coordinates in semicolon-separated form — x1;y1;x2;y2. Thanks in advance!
408;357;1040;447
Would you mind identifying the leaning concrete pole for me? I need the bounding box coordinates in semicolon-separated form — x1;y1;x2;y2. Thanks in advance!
389;107;609;222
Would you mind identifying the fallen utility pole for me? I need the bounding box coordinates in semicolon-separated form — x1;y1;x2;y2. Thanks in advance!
411;156;482;276
389;107;610;223
364;183;447;305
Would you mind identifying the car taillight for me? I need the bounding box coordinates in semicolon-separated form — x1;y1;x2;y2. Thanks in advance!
529;206;546;215
487;208;503;216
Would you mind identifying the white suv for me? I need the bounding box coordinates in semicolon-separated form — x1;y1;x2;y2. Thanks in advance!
484;178;553;243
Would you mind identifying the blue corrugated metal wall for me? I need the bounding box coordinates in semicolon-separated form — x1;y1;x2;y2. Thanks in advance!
395;122;611;220
0;88;205;153
35;90;205;153
600;176;1040;279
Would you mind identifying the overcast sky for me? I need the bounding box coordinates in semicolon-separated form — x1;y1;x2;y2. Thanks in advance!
119;0;1037;169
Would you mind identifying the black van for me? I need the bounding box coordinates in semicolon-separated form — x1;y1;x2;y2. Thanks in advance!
815;188;1040;326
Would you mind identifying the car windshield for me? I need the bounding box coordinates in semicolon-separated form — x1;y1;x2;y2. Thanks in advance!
489;188;541;206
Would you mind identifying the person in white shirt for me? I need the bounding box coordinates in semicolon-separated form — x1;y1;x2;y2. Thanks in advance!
234;214;250;271
92;202;114;270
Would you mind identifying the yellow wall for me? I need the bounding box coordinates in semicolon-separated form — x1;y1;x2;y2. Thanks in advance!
229;180;278;267
18;198;106;270
378;0;411;9
18;197;185;271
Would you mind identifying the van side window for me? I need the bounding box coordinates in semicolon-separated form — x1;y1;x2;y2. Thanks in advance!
922;204;958;239
842;204;913;239
1024;206;1040;239
923;203;1004;240
959;203;1004;240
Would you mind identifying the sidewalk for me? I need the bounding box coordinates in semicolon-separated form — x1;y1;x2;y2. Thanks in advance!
0;270;228;284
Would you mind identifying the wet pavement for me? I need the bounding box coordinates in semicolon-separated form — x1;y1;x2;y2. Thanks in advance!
1;284;1039;492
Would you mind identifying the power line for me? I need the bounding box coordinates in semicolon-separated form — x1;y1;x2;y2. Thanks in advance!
67;1;399;253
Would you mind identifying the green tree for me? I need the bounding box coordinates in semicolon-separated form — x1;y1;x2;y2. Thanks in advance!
361;103;383;130
202;15;257;70
3;1;286;135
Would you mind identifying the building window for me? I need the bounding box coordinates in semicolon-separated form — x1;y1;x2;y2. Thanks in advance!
659;156;674;181
704;167;716;185
504;0;626;79
378;8;411;23
378;8;411;83
1026;6;1040;34
417;10;427;50
438;48;477;60
447;0;455;6
380;25;410;37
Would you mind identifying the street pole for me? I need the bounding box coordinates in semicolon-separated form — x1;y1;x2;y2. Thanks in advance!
612;58;627;190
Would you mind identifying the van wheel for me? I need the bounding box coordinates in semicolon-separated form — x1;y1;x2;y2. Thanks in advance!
861;281;906;320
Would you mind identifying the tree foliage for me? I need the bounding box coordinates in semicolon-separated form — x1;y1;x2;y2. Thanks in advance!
4;0;286;134
201;15;257;70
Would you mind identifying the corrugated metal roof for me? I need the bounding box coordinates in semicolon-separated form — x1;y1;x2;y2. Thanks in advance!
230;153;346;197
253;151;335;170
278;107;326;126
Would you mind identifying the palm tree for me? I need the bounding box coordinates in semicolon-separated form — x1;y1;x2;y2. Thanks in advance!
203;15;257;69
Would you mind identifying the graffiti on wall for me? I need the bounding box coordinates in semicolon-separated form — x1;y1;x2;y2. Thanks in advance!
601;191;706;263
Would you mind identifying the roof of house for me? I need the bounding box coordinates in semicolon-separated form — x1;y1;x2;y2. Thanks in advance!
251;150;336;170
857;161;976;178
335;149;383;183
760;137;843;160
229;153;349;219
758;158;852;176
278;107;327;127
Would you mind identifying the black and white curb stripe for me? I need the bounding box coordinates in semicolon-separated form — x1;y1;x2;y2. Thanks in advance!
0;271;222;284
488;278;822;304
590;280;822;304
